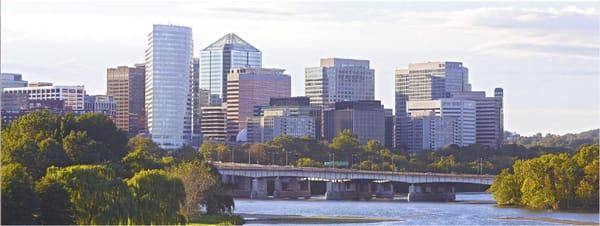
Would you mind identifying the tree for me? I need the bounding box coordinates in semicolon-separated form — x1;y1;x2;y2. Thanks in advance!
39;138;70;167
295;157;323;167
122;137;164;175
201;141;232;161
127;169;186;225
329;129;360;165
36;179;74;225
1;163;38;225
488;169;520;206
75;113;128;161
38;165;134;225
62;131;108;164
248;143;269;164
169;161;218;218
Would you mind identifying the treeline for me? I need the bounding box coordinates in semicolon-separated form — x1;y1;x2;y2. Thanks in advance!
201;130;592;175
489;145;599;210
505;129;599;151
1;111;241;225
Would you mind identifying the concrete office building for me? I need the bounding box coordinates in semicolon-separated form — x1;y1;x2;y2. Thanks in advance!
406;98;476;152
4;84;85;110
305;58;375;106
454;88;504;149
395;61;471;149
384;109;394;150
200;33;262;105
145;24;193;149
107;64;146;136
84;95;117;120
246;97;321;143
191;57;209;146
201;105;228;142
323;100;385;144
1;73;27;92
226;68;291;141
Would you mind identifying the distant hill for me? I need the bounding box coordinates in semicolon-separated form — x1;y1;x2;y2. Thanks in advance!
504;129;599;151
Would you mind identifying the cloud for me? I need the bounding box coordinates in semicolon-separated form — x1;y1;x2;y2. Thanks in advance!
471;41;599;59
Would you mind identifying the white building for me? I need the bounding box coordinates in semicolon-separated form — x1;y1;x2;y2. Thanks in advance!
395;61;471;149
145;24;193;149
407;98;476;152
453;88;504;149
305;58;374;106
4;84;85;110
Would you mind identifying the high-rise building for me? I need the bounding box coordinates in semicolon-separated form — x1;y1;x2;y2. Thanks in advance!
107;64;146;136
247;97;321;143
201;105;228;142
191;57;208;147
226;68;291;141
305;58;375;106
384;109;394;150
84;95;117;120
145;24;193;149
454;88;504;149
200;33;262;105
0;73;27;92
406;98;476;152
323;100;385;144
395;61;471;150
4;85;85;110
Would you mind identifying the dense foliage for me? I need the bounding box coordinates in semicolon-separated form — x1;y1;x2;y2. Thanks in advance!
505;129;599;151
489;145;599;210
1;111;235;225
202;129;597;175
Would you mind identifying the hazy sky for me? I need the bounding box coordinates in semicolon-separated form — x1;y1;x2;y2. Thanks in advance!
2;0;599;135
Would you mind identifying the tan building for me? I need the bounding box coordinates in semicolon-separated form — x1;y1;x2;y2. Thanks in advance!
201;104;228;142
107;64;146;136
226;68;291;141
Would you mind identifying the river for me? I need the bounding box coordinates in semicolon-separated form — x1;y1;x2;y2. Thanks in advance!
234;193;599;225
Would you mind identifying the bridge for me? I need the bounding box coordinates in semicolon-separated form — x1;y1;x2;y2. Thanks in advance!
213;162;495;202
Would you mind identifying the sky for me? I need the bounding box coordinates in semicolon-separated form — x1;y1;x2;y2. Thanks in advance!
1;0;599;136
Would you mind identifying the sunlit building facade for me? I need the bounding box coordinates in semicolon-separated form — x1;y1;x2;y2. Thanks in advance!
145;24;193;149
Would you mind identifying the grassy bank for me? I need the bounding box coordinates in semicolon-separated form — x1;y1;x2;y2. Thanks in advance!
187;214;245;225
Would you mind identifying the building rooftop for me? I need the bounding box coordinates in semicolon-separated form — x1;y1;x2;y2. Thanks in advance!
202;33;260;52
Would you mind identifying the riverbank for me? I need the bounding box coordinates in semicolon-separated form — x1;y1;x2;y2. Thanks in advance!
496;216;599;225
241;213;401;224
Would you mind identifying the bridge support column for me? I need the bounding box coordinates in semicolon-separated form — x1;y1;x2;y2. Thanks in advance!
250;178;268;199
408;184;455;202
375;182;394;199
274;177;311;199
326;180;372;200
230;176;252;198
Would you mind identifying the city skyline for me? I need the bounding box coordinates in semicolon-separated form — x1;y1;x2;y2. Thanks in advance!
1;1;598;135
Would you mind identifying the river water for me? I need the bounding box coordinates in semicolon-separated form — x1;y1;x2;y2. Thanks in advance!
234;193;599;225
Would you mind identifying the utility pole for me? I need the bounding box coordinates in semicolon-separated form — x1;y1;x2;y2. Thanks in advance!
231;148;234;163
248;148;251;164
284;148;288;166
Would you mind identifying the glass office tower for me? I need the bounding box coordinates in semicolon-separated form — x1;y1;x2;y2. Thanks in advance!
145;24;193;149
200;33;261;105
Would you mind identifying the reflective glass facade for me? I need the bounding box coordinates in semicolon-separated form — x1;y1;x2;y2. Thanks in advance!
145;24;193;149
200;33;261;105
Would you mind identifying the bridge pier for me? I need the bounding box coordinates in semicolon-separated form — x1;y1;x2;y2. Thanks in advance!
273;177;311;199
375;182;395;199
325;180;373;200
408;184;455;202
250;177;268;199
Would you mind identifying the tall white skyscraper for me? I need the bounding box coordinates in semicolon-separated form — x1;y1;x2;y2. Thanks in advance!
200;33;262;105
145;24;193;149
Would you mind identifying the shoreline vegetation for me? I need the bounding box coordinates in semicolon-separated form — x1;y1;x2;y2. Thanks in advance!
488;145;599;211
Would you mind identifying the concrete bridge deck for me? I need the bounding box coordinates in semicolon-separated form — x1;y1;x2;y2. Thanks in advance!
213;162;494;185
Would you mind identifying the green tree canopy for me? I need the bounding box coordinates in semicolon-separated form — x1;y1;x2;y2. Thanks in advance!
127;169;186;225
1;163;38;225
